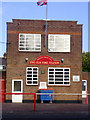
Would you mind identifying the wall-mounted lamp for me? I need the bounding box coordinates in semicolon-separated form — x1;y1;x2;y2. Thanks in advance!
61;58;64;63
25;58;28;62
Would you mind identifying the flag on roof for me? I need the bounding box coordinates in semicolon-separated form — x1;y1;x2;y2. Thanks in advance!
37;0;47;6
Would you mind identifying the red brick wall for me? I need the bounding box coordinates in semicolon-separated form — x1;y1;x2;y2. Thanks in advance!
6;19;82;101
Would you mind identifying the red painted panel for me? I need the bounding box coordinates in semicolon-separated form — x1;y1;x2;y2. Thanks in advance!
29;55;60;65
0;79;6;102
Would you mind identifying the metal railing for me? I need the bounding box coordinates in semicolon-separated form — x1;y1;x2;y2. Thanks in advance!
1;91;89;111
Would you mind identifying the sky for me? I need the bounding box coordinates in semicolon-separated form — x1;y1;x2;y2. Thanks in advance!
0;1;88;57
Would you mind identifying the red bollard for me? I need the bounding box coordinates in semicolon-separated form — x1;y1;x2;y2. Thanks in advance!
86;91;88;105
34;93;36;112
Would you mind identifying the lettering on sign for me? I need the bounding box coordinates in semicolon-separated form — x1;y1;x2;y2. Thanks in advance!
29;55;60;65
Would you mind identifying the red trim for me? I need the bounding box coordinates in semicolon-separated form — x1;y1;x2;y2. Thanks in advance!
3;93;35;95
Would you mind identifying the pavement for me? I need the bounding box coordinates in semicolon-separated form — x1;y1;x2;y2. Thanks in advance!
1;101;89;120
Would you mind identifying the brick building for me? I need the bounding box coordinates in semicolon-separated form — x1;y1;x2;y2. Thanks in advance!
6;19;82;103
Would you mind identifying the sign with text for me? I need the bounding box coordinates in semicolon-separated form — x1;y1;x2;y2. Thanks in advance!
29;55;60;65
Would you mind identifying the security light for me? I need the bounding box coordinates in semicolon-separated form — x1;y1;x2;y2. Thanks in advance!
25;58;28;62
61;58;64;63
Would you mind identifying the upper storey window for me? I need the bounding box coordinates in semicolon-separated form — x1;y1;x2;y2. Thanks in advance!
19;33;41;51
48;34;70;52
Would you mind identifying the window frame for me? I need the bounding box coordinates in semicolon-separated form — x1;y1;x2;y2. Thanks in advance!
26;67;38;85
12;79;23;93
48;34;70;52
48;67;70;86
19;33;41;52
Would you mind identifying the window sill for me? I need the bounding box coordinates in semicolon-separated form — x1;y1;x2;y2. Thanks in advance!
48;51;70;53
26;84;38;86
19;50;41;53
48;84;70;87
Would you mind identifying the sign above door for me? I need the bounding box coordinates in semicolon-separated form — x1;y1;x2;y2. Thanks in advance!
29;55;60;65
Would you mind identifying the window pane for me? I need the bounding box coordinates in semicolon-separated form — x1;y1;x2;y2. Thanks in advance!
49;72;54;74
55;82;63;84
55;69;63;71
55;72;63;74
33;75;37;77
35;48;40;50
48;34;70;52
64;82;70;84
49;79;54;81
82;81;86;91
20;34;25;38
49;69;54;71
27;78;32;80
27;81;32;84
26;67;38;85
55;79;63;81
33;81;37;84
20;48;26;50
33;78;37;80
19;34;41;51
48;68;70;85
28;68;32;70
64;69;69;71
49;82;54;84
14;81;21;91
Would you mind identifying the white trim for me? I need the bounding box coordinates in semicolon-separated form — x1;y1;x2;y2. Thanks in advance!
19;33;41;52
82;80;87;91
82;80;87;98
12;79;23;103
12;79;23;93
26;67;38;85
48;67;70;85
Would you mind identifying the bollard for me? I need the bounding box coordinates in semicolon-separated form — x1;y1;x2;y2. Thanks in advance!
86;91;88;105
34;93;36;112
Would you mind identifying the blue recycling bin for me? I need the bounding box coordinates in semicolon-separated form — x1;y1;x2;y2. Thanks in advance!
40;89;53;102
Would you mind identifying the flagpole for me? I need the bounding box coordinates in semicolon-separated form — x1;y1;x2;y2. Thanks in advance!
45;1;48;47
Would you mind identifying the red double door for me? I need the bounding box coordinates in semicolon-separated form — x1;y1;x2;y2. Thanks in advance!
0;79;6;102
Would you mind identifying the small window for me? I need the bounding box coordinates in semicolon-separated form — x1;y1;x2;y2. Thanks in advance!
19;33;41;52
48;34;70;52
26;67;38;85
48;68;70;85
14;81;21;92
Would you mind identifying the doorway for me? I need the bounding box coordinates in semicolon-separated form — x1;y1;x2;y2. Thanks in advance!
82;80;87;98
12;79;23;103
